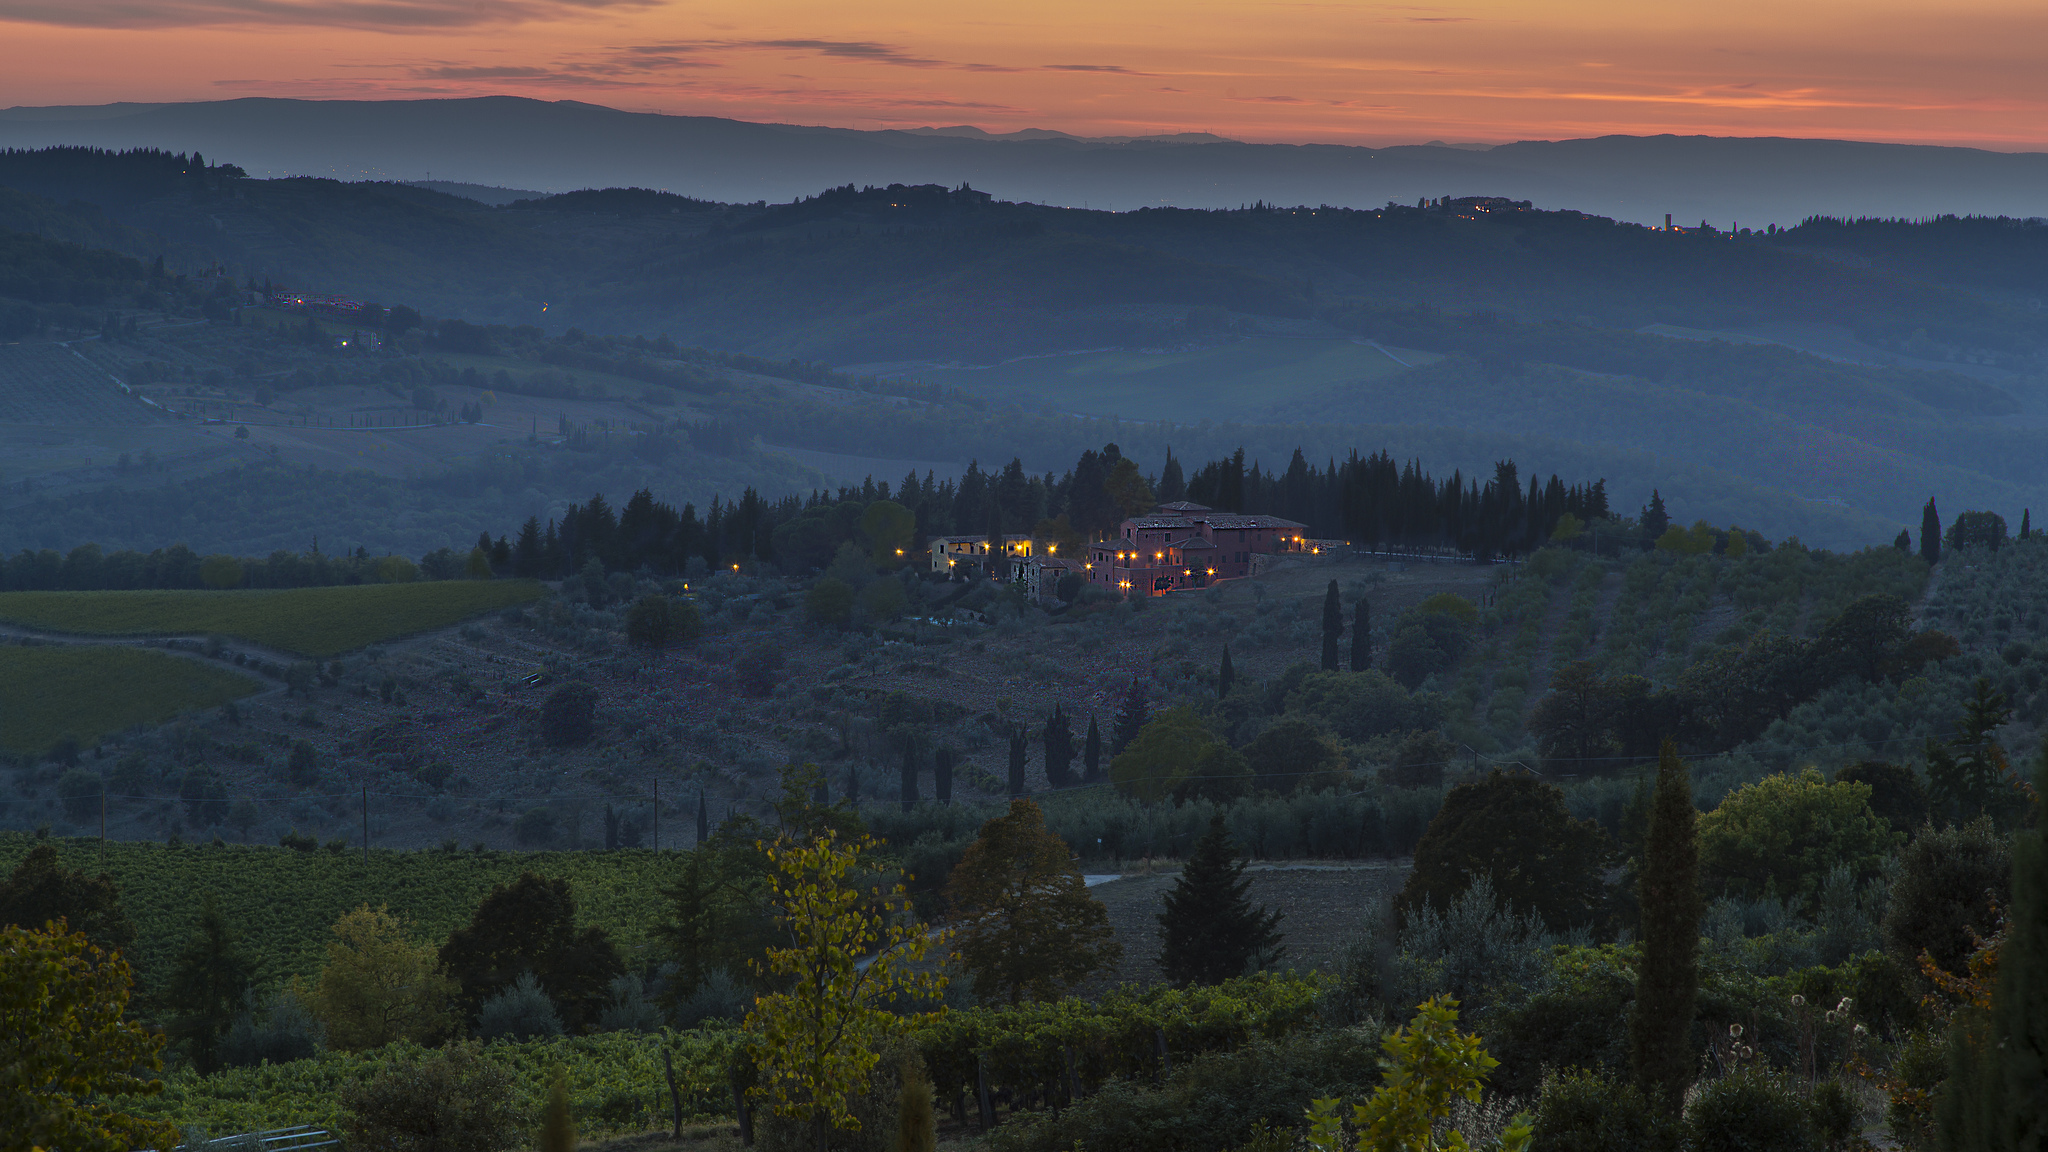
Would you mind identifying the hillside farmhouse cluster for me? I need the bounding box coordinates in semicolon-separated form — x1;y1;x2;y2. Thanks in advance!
929;500;1325;600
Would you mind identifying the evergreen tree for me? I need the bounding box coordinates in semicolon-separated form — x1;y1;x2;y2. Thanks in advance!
1922;497;1943;564
1351;597;1372;671
695;791;709;845
1641;490;1670;539
1894;528;1912;553
1113;679;1150;754
165;898;254;1074
1218;646;1235;699
900;742;920;811
1157;448;1186;504
1157;815;1285;985
0;844;136;960
1321;579;1343;671
934;747;954;804
2023;508;2033;541
1083;718;1103;782
1043;705;1075;788
1989;751;2048;1146
1007;726;1029;797
1631;741;1702;1115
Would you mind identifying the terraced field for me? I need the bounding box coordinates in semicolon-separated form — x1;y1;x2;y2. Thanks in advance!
0;343;168;425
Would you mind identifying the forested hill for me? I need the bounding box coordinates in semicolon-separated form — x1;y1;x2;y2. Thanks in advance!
7;147;2048;539
0;147;2041;370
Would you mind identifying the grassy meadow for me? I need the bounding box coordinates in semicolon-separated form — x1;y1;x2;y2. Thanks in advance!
921;337;1432;421
0;579;544;657
0;647;260;754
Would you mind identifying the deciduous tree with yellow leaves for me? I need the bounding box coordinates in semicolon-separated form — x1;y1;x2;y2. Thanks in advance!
744;826;950;1152
0;921;181;1152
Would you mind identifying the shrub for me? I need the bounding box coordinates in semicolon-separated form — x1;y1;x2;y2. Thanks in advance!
474;972;564;1041
673;967;751;1029
219;986;325;1068
596;972;663;1033
734;645;786;697
538;682;597;746
1284;669;1421;740
514;807;559;847
339;1042;520;1152
986;1029;1383;1152
1531;1068;1665;1152
57;767;101;822
1881;818;2010;976
287;740;319;786
1684;1066;1815;1152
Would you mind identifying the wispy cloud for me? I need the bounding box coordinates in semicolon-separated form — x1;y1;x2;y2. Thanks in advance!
0;0;653;30
1043;64;1146;75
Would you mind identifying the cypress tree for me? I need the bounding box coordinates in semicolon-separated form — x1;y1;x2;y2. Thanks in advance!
1218;646;1235;699
1894;528;1912;552
1320;580;1342;671
1113;679;1149;754
1157;814;1285;985
2023;508;2033;541
845;764;860;806
1351;597;1371;671
1631;740;1702;1115
934;747;954;804
1043;705;1074;788
1083;718;1102;781
1922;497;1943;564
695;791;709;845
901;742;920;811
1007;726;1028;797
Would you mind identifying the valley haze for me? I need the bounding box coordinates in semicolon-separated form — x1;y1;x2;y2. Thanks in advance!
5;96;2048;227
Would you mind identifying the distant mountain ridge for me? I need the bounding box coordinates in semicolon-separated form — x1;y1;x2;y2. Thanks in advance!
2;97;2046;226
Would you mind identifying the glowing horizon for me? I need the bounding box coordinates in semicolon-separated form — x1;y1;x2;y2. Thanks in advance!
2;0;2045;151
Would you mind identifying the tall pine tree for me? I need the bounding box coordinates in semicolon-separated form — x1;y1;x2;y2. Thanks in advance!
1218;646;1235;699
1158;815;1284;985
1922;497;1943;564
1320;580;1343;671
1351;597;1372;671
2022;508;2033;541
1641;490;1670;539
1083;718;1103;782
1631;741;1702;1115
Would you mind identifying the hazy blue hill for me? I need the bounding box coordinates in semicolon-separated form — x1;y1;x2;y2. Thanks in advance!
3;98;2047;225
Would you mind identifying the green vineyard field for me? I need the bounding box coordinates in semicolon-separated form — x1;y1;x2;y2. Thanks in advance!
0;580;544;657
0;836;684;989
0;646;261;754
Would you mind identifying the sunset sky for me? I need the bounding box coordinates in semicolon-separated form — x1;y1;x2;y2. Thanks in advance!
1;0;2043;148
